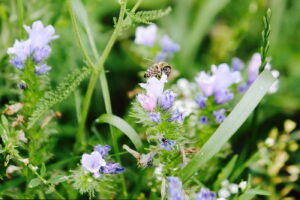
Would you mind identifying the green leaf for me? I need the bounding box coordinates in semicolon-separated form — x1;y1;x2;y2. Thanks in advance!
28;178;41;188
71;0;99;59
40;163;46;178
127;7;171;25
180;70;276;182
213;155;238;190
49;175;68;184
238;188;270;200
96;114;143;150
27;67;91;129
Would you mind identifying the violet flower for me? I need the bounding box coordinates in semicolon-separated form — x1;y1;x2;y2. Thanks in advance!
195;94;207;109
168;109;184;123
167;176;184;200
35;64;51;75
231;57;244;71
149;112;161;123
140;74;168;99
160;138;176;151
94;144;111;158
159;90;176;110
81;151;106;178
213;109;226;123
200;116;208;124
195;188;216;200
247;53;261;84
101;162;125;174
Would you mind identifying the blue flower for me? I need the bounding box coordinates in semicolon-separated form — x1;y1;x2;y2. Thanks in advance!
160;138;176;151
94;144;111;158
101;162;125;174
159;90;176;110
156;52;169;62
200;116;208;124
214;90;234;104
168;109;184;123
35;64;51;75
134;24;157;47
195;188;216;200
33;45;51;63
18;82;28;89
160;35;180;53
7;40;31;69
24;20;59;49
213;109;226;123
231;57;244;71
167;176;184;200
149;112;161;123
237;83;249;93
195;94;207;109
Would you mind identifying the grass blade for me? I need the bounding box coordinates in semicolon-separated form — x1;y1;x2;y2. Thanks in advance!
96;114;143;150
180;70;276;182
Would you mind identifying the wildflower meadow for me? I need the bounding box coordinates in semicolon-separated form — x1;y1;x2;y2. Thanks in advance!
0;0;300;199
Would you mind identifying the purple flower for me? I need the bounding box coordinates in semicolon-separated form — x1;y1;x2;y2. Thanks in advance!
24;20;59;49
168;109;184;123
159;90;176;110
149;112;161;123
137;94;157;112
10;57;25;69
160;138;176;151
195;72;215;96
195;188;216;200
33;45;51;63
231;57;244;71
167;176;184;200
214;90;234;104
81;151;106;178
195;94;207;109
247;53;261;84
160;35;180;53
211;64;241;93
35;64;51;75
134;24;157;47
213;109;226;123
94;144;111;158
237;83;249;93
101;162;125;174
200;116;208;124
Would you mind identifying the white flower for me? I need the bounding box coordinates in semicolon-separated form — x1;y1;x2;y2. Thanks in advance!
239;181;247;190
229;184;239;194
218;188;230;198
134;24;157;47
139;74;167;99
7;39;32;60
195;72;216;96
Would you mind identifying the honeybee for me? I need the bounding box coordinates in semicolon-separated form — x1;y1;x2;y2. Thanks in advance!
144;62;172;79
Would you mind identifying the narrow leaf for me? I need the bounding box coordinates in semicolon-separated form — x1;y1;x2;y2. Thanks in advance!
28;178;41;188
238;188;270;200
213;155;238;190
96;114;143;150
180;70;276;182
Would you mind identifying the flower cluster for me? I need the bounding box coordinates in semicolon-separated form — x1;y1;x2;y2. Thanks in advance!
195;188;216;200
217;180;246;200
136;74;184;150
7;20;58;75
134;24;180;62
81;144;125;178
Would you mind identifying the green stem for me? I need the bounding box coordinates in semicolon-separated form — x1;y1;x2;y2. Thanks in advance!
17;0;25;38
68;0;94;67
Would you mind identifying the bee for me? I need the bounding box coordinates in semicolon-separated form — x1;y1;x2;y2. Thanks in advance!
144;62;172;79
